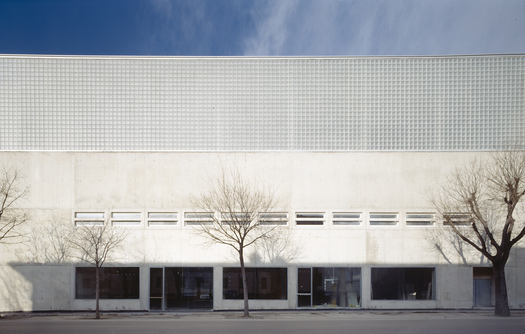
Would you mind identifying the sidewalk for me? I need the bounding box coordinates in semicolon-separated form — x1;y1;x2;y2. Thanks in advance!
2;309;525;322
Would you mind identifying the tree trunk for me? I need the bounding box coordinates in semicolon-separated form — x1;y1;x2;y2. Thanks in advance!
239;251;249;317
95;266;100;319
493;264;511;316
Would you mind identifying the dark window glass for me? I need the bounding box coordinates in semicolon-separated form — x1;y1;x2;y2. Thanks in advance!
75;267;140;299
371;268;435;300
298;268;311;294
223;268;287;300
164;267;213;309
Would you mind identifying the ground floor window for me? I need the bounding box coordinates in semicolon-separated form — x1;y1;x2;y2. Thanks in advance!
150;267;213;310
76;267;139;299
298;267;361;307
223;267;287;300
371;267;435;300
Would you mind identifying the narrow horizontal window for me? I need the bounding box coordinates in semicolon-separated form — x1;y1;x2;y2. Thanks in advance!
296;213;325;225
370;214;397;219
333;212;362;226
184;212;214;226
74;212;104;226
222;213;250;221
443;213;470;226
296;213;324;219
370;221;397;226
111;212;141;226
148;213;177;219
369;213;399;226
259;213;288;225
75;221;104;226
75;212;104;219
112;221;141;226
406;213;435;226
112;213;141;220
148;212;177;226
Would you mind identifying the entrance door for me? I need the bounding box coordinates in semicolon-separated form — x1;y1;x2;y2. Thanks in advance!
149;268;164;310
473;267;492;307
297;268;312;307
474;279;492;307
150;267;213;310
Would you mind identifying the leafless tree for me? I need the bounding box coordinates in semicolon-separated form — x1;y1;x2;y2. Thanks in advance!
68;219;128;319
191;166;284;317
0;167;29;244
430;148;525;316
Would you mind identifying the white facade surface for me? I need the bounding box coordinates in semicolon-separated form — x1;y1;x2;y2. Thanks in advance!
0;151;523;311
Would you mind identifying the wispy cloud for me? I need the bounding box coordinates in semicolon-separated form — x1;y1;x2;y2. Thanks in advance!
242;0;525;56
141;0;256;55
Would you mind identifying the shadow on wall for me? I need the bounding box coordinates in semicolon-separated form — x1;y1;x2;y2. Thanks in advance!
1;263;72;311
248;228;303;266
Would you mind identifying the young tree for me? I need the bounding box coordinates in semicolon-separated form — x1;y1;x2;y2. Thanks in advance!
430;149;525;316
0;167;29;244
191;166;283;317
68;219;128;319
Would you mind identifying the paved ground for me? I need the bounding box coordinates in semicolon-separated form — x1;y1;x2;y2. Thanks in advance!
1;310;524;334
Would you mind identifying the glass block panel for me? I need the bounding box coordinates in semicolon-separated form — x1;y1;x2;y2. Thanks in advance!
1;55;523;151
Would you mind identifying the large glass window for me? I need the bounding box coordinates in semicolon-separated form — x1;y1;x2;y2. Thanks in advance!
371;268;435;300
76;267;139;299
223;268;287;300
164;267;213;309
298;267;361;308
149;267;213;310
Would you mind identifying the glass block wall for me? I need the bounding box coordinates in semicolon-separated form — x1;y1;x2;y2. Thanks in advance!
0;55;523;151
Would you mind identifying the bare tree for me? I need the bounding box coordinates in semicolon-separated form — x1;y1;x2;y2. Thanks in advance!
0;167;29;244
430;149;525;316
191;166;284;317
68;219;128;319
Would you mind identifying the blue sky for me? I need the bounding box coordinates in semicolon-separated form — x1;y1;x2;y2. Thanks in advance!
0;0;523;56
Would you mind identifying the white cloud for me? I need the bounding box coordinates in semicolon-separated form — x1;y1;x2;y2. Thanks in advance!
242;0;525;56
243;1;299;55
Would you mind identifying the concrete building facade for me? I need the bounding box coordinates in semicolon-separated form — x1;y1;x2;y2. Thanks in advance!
0;54;524;312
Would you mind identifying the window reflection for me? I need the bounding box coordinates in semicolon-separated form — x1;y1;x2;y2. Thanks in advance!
371;268;435;300
223;268;287;300
75;267;139;299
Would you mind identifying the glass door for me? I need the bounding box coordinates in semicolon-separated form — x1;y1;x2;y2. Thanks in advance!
149;268;164;310
297;268;312;307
